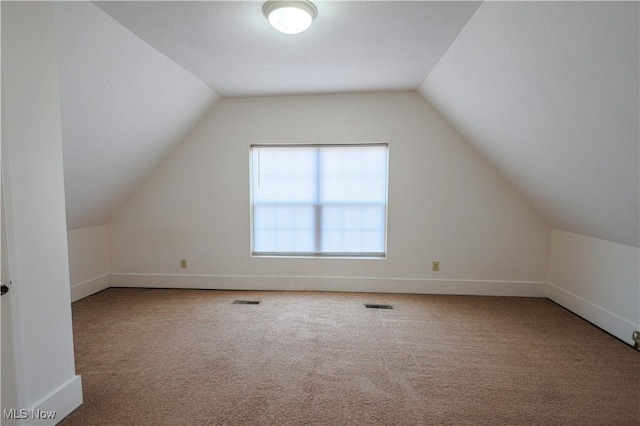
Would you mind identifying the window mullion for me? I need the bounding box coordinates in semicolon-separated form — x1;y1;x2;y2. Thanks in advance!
314;147;322;254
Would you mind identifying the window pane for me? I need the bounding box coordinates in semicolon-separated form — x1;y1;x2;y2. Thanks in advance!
253;205;315;253
320;146;387;203
252;148;317;203
321;205;386;253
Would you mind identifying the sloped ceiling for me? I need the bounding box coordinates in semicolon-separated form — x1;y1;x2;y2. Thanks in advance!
54;1;639;249
54;2;219;229
55;0;480;230
420;1;639;248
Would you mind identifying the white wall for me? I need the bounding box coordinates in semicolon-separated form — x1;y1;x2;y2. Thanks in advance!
548;229;640;346
109;92;550;296
1;2;82;423
68;226;109;302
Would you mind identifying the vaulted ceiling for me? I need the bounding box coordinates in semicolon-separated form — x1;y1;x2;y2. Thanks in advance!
54;1;639;248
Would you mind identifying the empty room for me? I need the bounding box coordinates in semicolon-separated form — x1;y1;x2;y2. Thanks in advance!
1;1;638;425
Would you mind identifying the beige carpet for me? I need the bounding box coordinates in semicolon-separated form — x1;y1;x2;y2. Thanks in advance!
61;288;639;425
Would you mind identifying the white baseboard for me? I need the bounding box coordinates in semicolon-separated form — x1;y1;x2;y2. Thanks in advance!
73;274;638;346
108;273;547;297
70;274;109;302
547;282;639;347
19;375;83;426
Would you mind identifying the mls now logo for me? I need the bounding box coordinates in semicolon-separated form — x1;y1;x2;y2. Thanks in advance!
3;408;56;420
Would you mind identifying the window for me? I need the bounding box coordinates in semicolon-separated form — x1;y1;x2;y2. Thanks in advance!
250;144;388;257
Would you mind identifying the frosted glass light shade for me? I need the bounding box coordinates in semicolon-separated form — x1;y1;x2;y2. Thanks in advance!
263;1;318;35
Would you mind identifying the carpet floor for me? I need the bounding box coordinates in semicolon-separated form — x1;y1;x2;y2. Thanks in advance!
61;288;639;425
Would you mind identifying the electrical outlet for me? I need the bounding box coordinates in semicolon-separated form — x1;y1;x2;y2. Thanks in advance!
180;259;187;269
432;261;440;272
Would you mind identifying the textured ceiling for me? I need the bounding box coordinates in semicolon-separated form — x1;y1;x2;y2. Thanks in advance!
94;1;481;97
420;1;639;247
53;1;638;249
55;0;481;230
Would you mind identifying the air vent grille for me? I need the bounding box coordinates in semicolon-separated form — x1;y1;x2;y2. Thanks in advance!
365;304;393;309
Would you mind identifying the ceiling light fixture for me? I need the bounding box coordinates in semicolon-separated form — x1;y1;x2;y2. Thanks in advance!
262;0;318;35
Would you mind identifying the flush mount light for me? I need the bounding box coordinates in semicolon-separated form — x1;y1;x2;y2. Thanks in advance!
263;0;318;35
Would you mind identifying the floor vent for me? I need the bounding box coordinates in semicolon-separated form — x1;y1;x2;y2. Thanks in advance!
365;304;393;309
232;300;261;305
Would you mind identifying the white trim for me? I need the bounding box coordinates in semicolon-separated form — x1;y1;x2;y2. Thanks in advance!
20;375;82;425
74;274;639;345
70;274;109;302
109;273;547;297
547;282;639;347
249;144;389;257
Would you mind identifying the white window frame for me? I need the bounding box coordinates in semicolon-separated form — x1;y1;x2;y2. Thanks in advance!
249;143;389;258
